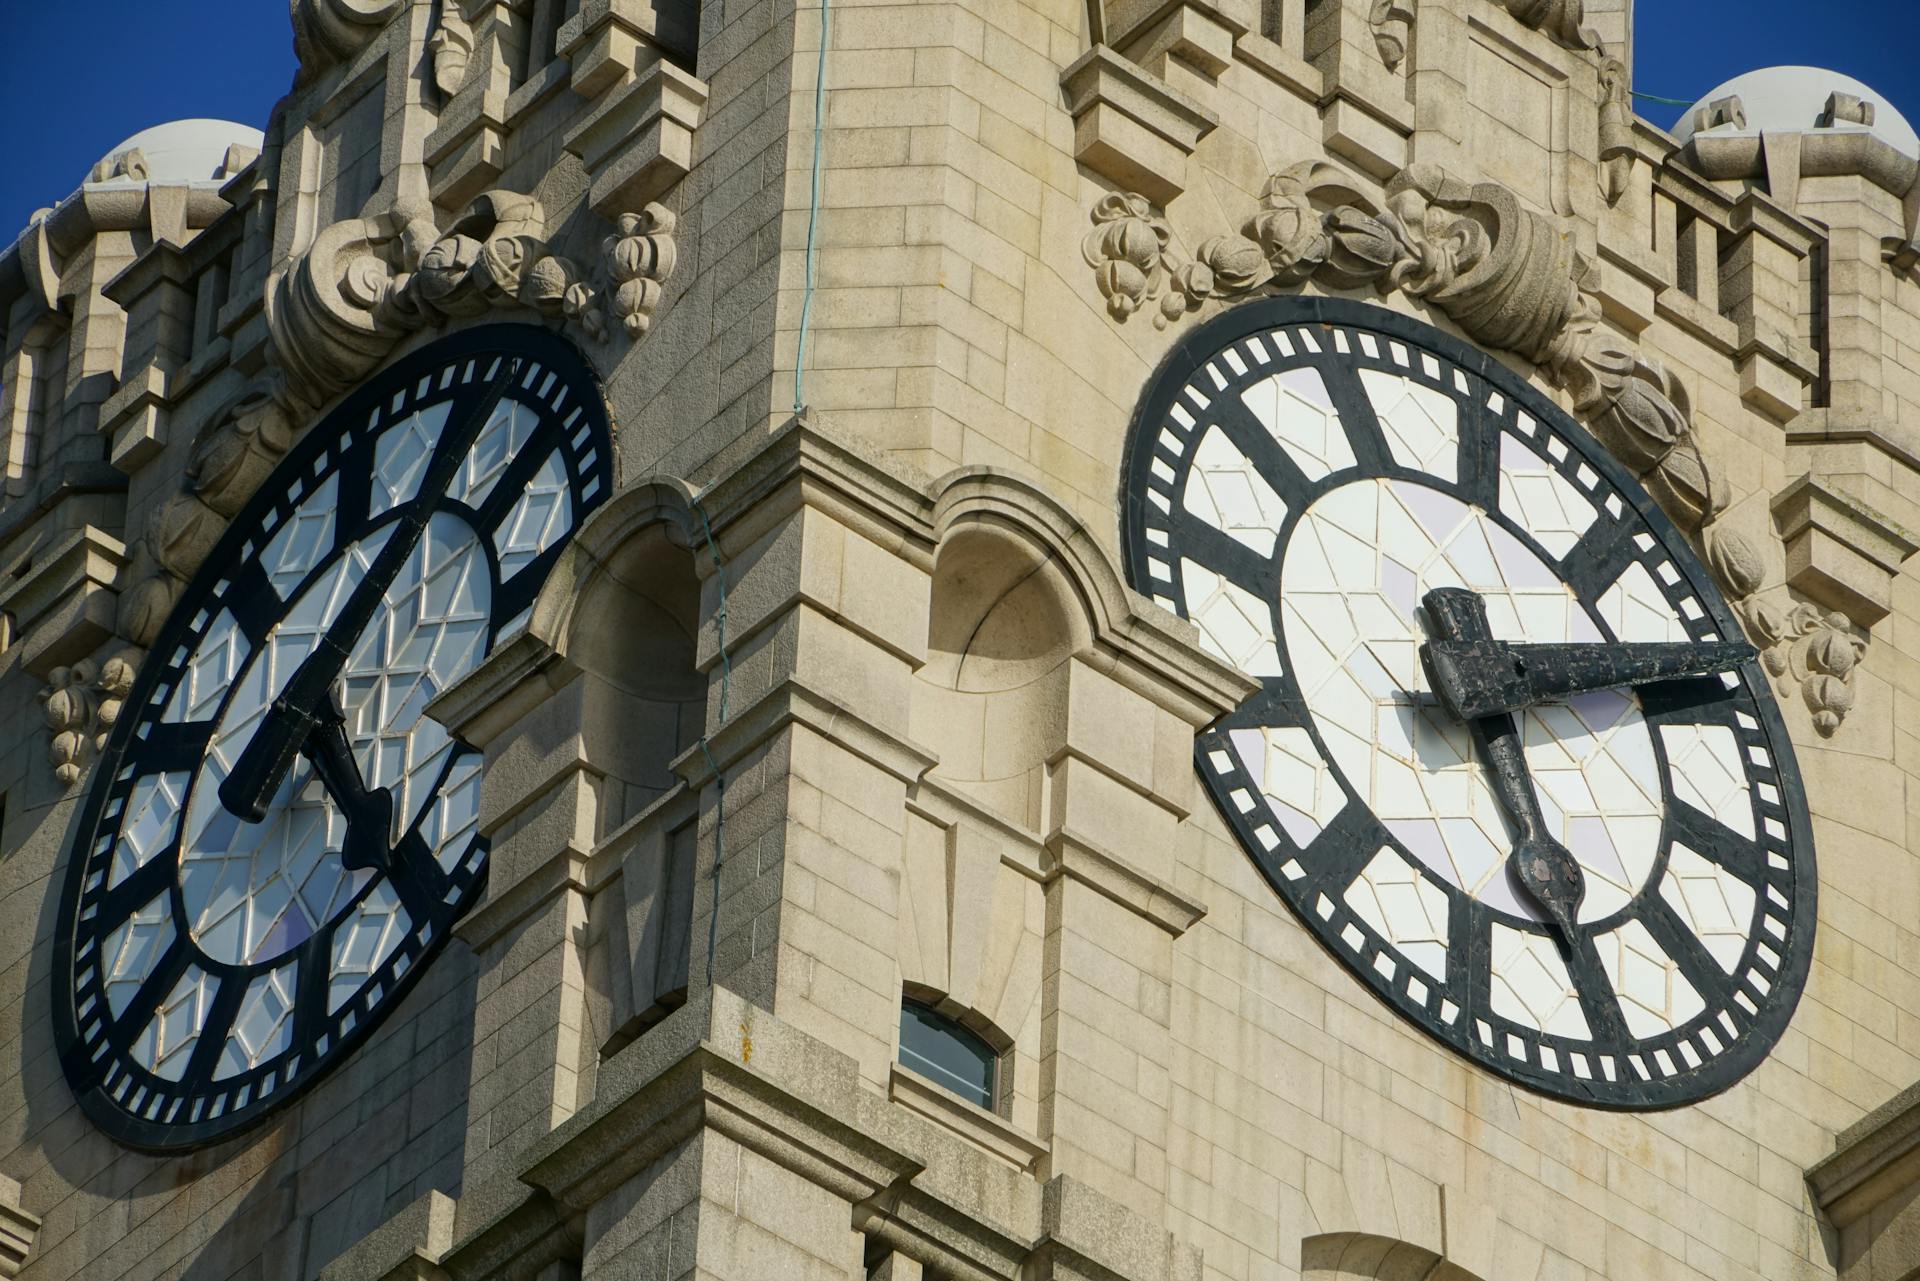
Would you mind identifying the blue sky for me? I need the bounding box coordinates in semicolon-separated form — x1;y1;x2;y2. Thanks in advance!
0;0;1915;241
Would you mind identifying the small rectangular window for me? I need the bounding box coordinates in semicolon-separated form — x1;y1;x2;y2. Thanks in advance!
898;1000;996;1111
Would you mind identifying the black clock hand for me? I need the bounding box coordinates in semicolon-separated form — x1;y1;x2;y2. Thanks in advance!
1424;637;1755;722
1420;588;1586;940
218;359;520;823
298;691;396;875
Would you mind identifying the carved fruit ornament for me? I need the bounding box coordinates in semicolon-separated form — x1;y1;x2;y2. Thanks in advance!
113;187;681;683
1083;160;1852;733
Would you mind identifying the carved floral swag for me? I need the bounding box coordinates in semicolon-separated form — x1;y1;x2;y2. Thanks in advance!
73;189;680;786
1082;161;1857;735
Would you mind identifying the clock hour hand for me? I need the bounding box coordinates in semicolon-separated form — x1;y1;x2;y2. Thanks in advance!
1423;636;1755;722
218;359;520;823
298;689;396;875
1420;588;1586;939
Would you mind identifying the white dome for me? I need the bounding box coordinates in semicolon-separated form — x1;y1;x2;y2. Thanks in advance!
85;119;265;188
1672;66;1918;158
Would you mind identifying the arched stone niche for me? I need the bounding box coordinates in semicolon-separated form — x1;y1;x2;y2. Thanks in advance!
433;478;711;1123
895;469;1249;1160
912;514;1087;829
901;494;1085;1138
1305;1234;1488;1281
535;482;709;1060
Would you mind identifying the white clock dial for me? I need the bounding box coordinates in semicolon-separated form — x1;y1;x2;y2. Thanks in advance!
54;327;612;1150
1125;301;1814;1108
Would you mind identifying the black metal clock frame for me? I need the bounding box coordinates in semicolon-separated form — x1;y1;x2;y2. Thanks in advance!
51;324;614;1151
1120;297;1816;1109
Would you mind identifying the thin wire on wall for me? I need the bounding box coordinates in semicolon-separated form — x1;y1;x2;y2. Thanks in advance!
793;0;832;413
693;496;733;988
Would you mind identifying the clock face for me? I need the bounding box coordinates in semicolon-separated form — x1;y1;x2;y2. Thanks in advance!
53;325;612;1149
1121;299;1815;1108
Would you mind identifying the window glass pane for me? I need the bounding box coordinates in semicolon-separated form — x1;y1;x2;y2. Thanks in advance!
898;1000;996;1109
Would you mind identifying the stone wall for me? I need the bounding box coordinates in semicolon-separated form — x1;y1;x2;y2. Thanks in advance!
2;0;1919;1280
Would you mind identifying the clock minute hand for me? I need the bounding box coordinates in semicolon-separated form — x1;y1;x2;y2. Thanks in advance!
1419;588;1586;940
1424;636;1756;722
218;359;521;823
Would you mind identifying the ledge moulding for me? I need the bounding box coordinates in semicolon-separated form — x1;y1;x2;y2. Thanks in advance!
1061;46;1217;206
0;1173;38;1279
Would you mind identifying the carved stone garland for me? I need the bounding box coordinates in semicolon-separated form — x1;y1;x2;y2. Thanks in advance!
1083;162;1852;735
41;656;135;786
112;188;679;660
1368;0;1599;69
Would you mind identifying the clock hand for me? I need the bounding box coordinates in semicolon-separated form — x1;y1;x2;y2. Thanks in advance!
1423;637;1755;722
298;689;397;875
218;359;520;823
1420;588;1586;939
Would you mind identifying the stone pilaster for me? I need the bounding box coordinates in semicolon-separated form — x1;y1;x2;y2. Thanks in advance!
674;418;935;1087
1034;657;1215;1224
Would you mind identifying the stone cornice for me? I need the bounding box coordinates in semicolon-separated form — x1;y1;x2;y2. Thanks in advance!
1043;826;1208;936
672;417;1256;729
452;842;596;952
1809;1079;1920;1228
422;987;1195;1281
672;678;940;790
511;989;923;1217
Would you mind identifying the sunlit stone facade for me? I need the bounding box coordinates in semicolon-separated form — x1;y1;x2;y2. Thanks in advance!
2;2;1920;1280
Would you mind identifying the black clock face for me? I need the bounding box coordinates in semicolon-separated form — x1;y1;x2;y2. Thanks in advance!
52;325;612;1150
1121;299;1815;1108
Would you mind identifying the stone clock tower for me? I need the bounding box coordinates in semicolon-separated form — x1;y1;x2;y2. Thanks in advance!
3;1;1920;1279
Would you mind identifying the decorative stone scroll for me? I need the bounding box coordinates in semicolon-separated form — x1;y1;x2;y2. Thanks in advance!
1081;160;1813;717
292;0;407;81
1503;0;1598;50
1598;54;1634;207
429;1;475;99
88;148;150;185
113;188;680;650
1369;1;1415;71
40;654;135;787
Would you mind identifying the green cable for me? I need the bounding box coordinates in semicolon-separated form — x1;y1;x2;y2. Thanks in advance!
1631;89;1699;108
693;496;732;988
793;0;830;413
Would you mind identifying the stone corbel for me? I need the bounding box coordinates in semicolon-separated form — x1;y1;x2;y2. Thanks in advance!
1061;47;1217;206
562;60;709;221
1597;54;1635;208
1769;476;1919;628
99;241;197;472
428;1;475;100
1367;0;1414;71
1889;236;1920;277
0;525;129;679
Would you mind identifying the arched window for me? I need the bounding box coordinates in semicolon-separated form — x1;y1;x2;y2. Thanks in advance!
898;999;998;1110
